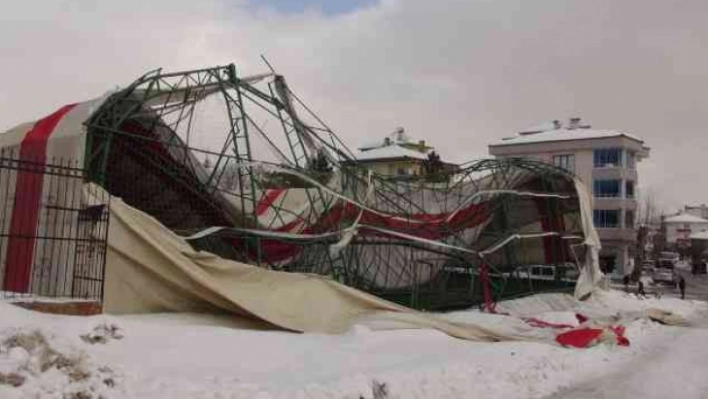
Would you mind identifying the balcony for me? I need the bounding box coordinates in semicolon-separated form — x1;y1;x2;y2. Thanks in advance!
596;228;636;242
592;167;637;181
593;197;637;210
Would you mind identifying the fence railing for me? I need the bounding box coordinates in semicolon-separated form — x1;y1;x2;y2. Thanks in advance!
0;153;110;302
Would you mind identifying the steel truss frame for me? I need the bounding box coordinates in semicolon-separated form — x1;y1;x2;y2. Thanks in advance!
83;64;587;310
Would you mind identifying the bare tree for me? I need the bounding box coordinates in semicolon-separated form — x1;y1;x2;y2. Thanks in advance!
631;225;649;281
631;188;664;280
636;188;658;226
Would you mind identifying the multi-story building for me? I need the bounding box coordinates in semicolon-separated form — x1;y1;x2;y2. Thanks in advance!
488;118;650;276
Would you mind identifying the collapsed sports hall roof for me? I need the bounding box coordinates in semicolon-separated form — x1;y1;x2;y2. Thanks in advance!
0;64;602;310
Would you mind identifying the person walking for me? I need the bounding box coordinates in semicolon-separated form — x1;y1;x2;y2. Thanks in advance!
678;275;686;300
623;274;630;292
637;279;646;298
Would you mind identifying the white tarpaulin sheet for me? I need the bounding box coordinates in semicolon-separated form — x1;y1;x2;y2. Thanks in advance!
102;193;514;341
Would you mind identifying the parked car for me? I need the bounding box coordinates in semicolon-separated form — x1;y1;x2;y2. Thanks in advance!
653;257;677;284
513;263;578;282
659;251;679;263
652;267;676;284
529;265;556;281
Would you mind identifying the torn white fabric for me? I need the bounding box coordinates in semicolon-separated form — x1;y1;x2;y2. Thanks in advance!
573;178;603;300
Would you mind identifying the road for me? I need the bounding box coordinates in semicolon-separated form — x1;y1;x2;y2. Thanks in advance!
543;325;708;399
544;265;708;399
676;265;708;301
611;262;708;301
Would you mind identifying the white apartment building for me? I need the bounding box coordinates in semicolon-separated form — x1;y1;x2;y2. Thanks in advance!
488;118;650;276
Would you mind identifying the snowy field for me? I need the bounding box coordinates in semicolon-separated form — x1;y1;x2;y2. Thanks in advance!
1;290;707;399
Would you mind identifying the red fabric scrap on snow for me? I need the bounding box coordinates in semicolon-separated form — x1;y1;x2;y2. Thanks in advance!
610;325;630;346
556;326;630;348
555;328;603;348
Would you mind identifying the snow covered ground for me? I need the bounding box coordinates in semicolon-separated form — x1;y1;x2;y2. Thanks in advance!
0;290;706;399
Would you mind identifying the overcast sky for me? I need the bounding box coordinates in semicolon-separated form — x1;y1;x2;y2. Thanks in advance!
1;0;707;212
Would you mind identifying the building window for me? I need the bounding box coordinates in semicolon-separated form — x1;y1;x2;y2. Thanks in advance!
397;168;407;175
552;154;575;173
593;180;621;198
594;209;620;228
594;148;622;168
625;210;635;228
625;181;635;199
627;151;636;169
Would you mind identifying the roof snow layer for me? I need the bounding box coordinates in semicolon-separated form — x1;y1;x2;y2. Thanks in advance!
491;128;644;147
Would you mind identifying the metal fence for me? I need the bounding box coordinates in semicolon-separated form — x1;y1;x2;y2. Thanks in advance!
0;153;110;301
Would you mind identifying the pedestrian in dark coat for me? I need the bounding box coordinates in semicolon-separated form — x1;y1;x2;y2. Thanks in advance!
637;280;646;298
679;276;686;300
623;275;630;292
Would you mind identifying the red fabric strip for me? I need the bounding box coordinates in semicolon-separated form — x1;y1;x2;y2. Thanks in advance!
255;189;285;216
3;104;78;292
480;262;496;313
248;201;491;264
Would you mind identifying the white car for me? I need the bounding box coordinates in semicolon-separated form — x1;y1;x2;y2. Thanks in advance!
652;267;676;284
513;263;579;282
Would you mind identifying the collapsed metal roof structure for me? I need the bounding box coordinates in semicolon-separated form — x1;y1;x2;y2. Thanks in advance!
3;63;601;310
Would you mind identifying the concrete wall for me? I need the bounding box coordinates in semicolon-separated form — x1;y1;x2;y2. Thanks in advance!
362;159;423;177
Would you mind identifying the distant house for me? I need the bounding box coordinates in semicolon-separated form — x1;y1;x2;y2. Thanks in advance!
662;213;708;251
345;128;456;178
488;117;650;276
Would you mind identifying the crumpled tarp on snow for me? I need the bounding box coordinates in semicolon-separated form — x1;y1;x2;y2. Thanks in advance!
102;193;516;342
